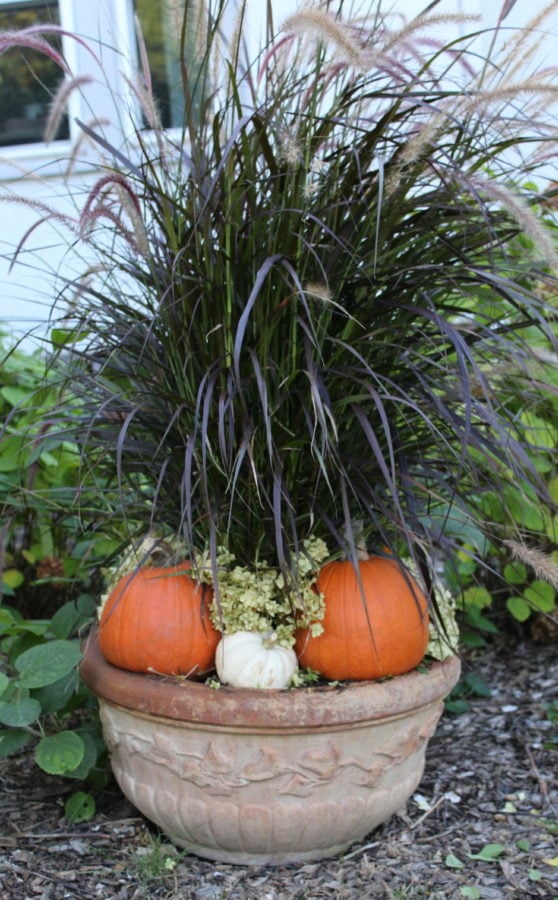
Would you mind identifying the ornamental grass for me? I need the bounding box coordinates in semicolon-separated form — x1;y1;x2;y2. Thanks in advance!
2;0;557;607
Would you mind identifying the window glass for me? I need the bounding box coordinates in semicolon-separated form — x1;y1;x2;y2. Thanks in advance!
135;0;205;130
0;0;69;147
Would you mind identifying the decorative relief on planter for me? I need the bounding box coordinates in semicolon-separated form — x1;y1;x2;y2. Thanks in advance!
82;635;460;864
100;702;441;798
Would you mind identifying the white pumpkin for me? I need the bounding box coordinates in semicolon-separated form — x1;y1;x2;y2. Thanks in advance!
215;631;298;689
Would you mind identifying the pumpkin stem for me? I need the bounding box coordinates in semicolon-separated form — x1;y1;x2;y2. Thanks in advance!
261;630;279;648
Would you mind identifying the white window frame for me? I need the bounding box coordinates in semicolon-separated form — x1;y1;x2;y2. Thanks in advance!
0;0;137;181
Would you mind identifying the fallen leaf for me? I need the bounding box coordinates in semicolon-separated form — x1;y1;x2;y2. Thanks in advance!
468;843;506;861
528;869;542;881
460;888;481;900
445;853;465;869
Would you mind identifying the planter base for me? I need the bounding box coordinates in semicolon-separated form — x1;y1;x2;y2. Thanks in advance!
82;631;460;865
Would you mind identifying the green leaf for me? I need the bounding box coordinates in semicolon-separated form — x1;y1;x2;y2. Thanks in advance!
64;732;99;779
76;593;98;617
38;450;58;468
528;869;542;882
51;327;90;348
520;410;557;451
31;668;79;713
3;620;50;638
35;731;84;775
0;385;30;406
0;606;21;635
2;569;25;590
460;632;487;649
428;507;488;554
445;698;470;715
0;673;9;697
468;843;506;861
504;485;547;530
65;791;96;823
507;596;531;622
524;581;555;613
463;672;491;697
503;562;527;585
15;640;82;688
463;586;493;609
537;818;558;836
445;853;465;869
51;600;93;640
457;558;478;578
460;888;481;899
0;728;31;756
0;436;24;472
5;632;43;664
516;839;530;852
0;606;23;627
0;697;41;727
465;605;499;634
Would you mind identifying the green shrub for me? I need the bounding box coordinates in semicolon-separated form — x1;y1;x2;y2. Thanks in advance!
0;594;107;819
0;334;126;611
0;335;124;817
447;310;558;641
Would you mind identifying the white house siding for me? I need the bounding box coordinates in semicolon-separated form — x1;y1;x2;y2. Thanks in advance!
0;0;556;349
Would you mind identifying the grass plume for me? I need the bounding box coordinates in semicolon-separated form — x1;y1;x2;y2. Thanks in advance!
281;8;368;69
504;541;558;591
44;75;93;144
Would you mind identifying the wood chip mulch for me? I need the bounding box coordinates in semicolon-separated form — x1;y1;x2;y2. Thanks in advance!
1;637;557;899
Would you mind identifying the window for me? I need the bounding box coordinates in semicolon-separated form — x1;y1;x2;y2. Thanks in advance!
0;0;69;147
134;0;208;131
135;0;181;129
0;0;234;180
0;0;211;155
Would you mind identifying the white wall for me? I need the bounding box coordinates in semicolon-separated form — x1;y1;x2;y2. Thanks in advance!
0;0;135;349
1;0;556;350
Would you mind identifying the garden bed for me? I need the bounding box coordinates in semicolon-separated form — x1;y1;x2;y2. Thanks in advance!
1;637;557;899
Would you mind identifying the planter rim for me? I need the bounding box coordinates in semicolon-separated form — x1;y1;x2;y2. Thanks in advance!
81;628;460;730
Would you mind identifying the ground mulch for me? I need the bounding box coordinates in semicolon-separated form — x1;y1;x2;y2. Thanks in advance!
1;637;557;899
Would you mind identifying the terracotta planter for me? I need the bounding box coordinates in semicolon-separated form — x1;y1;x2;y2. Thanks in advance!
81;630;460;865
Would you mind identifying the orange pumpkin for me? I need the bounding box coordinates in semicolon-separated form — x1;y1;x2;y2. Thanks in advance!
99;563;219;676
295;556;429;680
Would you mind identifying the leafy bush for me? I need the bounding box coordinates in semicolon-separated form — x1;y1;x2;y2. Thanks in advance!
0;593;106;820
0;334;124;612
441;224;558;641
0;335;123;817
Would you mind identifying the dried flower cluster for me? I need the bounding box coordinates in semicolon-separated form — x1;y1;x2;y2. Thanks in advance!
97;534;329;648
196;538;329;646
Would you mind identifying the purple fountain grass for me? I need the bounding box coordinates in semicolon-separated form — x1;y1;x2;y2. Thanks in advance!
1;0;556;602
